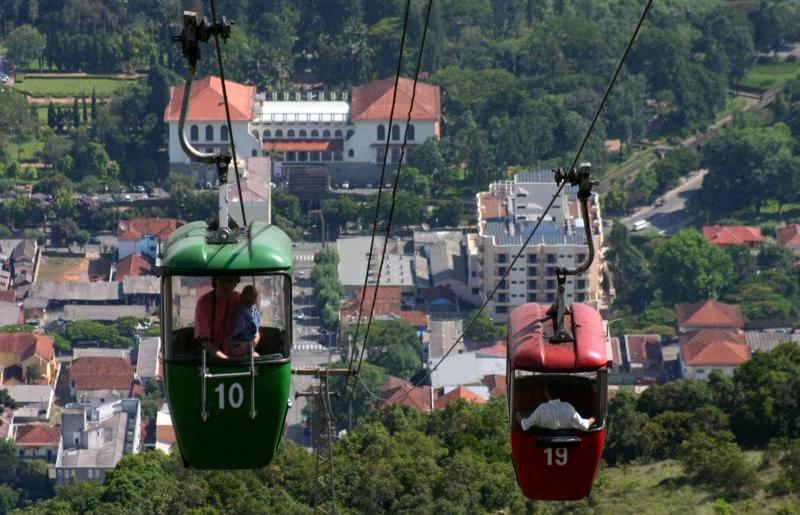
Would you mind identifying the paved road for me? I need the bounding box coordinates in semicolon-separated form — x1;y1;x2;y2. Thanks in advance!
620;169;708;235
284;242;339;449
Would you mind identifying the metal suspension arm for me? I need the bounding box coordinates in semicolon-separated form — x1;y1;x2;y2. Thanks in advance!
548;163;598;342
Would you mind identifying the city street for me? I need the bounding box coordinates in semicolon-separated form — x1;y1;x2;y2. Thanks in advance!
284;242;339;448
620;168;708;235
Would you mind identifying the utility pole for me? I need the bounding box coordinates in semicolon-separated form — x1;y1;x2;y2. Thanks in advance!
294;368;350;515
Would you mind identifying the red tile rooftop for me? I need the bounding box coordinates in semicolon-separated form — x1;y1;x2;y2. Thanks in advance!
435;385;486;409
478;193;507;220
702;225;762;246
682;340;751;366
14;424;61;447
70;356;134;390
117;218;183;241
350;77;440;122
777;224;800;248
164;76;255;122
676;300;744;329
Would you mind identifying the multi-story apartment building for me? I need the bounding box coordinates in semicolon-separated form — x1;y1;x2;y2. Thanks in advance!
469;171;604;322
165;76;440;185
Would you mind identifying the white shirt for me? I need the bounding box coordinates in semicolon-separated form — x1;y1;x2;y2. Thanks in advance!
520;399;593;431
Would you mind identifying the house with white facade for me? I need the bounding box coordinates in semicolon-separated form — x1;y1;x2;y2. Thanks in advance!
470;171;605;322
164;76;441;186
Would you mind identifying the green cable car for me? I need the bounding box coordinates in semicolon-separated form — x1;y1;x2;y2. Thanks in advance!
160;220;293;469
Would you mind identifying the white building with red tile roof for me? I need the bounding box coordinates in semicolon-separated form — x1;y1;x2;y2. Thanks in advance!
679;331;751;379
165;76;441;186
12;423;61;462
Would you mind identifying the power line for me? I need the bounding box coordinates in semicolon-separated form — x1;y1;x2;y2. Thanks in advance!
348;0;434;404
209;0;247;227
381;0;654;405
344;0;413;385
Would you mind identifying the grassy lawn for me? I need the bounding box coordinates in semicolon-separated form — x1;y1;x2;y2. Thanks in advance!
13;75;139;97
6;138;44;162
741;60;800;89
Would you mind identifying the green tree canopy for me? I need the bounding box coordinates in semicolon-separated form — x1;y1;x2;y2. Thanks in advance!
652;229;734;304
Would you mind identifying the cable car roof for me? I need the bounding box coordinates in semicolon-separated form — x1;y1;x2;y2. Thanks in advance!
509;302;608;371
160;220;292;275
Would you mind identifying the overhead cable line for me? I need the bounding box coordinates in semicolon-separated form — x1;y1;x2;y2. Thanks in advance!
347;0;434;404
209;0;247;226
380;0;654;405
344;0;414;385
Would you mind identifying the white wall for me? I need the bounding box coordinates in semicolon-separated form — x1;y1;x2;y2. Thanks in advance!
168;121;257;163
349;121;437;164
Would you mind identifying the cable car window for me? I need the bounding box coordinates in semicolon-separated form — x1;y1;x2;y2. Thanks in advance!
510;370;606;432
163;274;290;363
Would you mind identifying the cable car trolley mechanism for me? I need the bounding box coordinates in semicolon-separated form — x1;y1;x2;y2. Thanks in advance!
159;9;293;469
507;164;611;500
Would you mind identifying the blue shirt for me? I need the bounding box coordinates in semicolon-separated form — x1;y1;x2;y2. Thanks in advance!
231;304;260;341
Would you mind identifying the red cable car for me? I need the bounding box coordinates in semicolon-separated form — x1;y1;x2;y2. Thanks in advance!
506;164;610;500
507;302;610;500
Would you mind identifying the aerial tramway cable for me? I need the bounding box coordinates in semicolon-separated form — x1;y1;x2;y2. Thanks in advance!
347;0;434;405
344;0;414;388
209;0;247;227
381;0;655;406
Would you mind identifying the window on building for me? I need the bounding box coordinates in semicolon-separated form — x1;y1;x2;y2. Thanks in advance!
323;129;331;138
577;279;586;290
408;124;415;140
275;129;283;138
528;280;537;289
311;129;319;137
391;147;400;163
391;124;400;140
377;125;386;140
299;129;307;137
220;125;229;141
346;129;354;140
376;147;386;162
546;280;555;289
578;253;586;262
527;254;537;263
527;293;537;302
264;129;271;139
288;129;296;137
498;293;507;302
298;151;308;161
496;306;508;314
335;151;343;161
546;267;555;276
498;279;507;289
546;293;555;302
471;287;479;295
348;149;354;158
335;129;343;138
311;151;321;161
286;151;296;162
322;151;332;161
251;149;257;157
547;254;556;263
497;266;506;275
205;125;214;141
190;125;199;141
498;254;508;263
527;267;537;276
252;129;260;140
576;293;585;302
